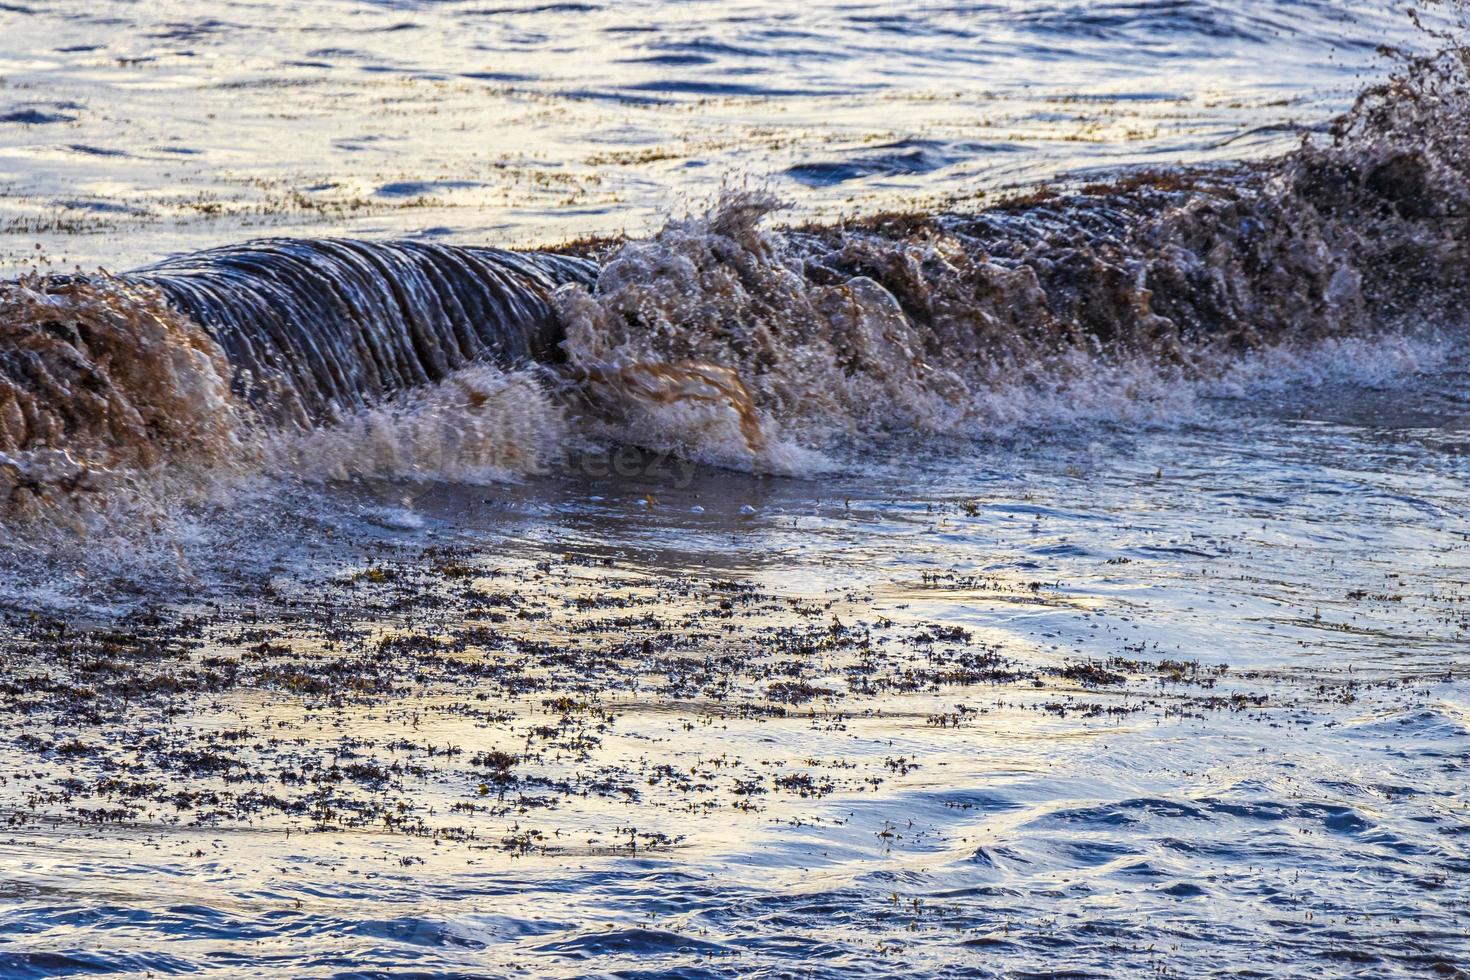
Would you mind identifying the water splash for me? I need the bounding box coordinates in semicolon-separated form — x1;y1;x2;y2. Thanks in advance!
2;35;1469;523
553;43;1470;463
0;276;250;530
270;363;568;485
129;238;594;426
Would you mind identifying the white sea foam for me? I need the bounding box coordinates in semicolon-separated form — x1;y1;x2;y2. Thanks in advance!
267;365;567;487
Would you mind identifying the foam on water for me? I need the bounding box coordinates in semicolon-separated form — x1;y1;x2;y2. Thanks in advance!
3;31;1470;536
270;363;568;485
1;11;1468;978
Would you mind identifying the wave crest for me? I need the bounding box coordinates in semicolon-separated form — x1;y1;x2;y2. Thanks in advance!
551;43;1470;464
0;277;251;528
3;33;1470;524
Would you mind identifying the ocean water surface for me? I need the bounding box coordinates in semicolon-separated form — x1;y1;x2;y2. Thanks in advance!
1;1;1468;977
0;0;1426;268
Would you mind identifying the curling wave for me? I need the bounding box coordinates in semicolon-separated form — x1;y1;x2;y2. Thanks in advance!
131;238;595;426
2;41;1468;526
556;47;1469;461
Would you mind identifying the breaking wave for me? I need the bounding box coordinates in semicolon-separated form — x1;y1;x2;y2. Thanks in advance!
0;277;251;532
135;238;593;426
2;35;1468;529
551;40;1468;463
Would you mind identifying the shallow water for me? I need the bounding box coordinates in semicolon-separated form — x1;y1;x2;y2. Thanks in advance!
0;0;1425;270
1;341;1467;976
3;1;1470;977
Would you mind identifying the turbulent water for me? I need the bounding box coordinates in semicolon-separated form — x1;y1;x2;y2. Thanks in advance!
2;1;1470;977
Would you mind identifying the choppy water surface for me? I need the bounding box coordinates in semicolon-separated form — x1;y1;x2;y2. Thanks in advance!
0;344;1467;976
0;0;1424;269
2;1;1470;977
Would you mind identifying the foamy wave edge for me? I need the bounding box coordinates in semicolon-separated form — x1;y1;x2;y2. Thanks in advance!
1;33;1468;534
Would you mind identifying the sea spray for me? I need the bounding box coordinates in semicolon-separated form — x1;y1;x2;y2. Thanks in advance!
269;363;568;486
0;276;253;530
552;42;1470;463
2;33;1468;525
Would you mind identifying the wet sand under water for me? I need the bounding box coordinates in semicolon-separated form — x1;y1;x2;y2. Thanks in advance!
0;358;1467;977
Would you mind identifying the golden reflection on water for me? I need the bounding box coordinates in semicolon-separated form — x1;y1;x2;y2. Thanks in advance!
1;0;1418;270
